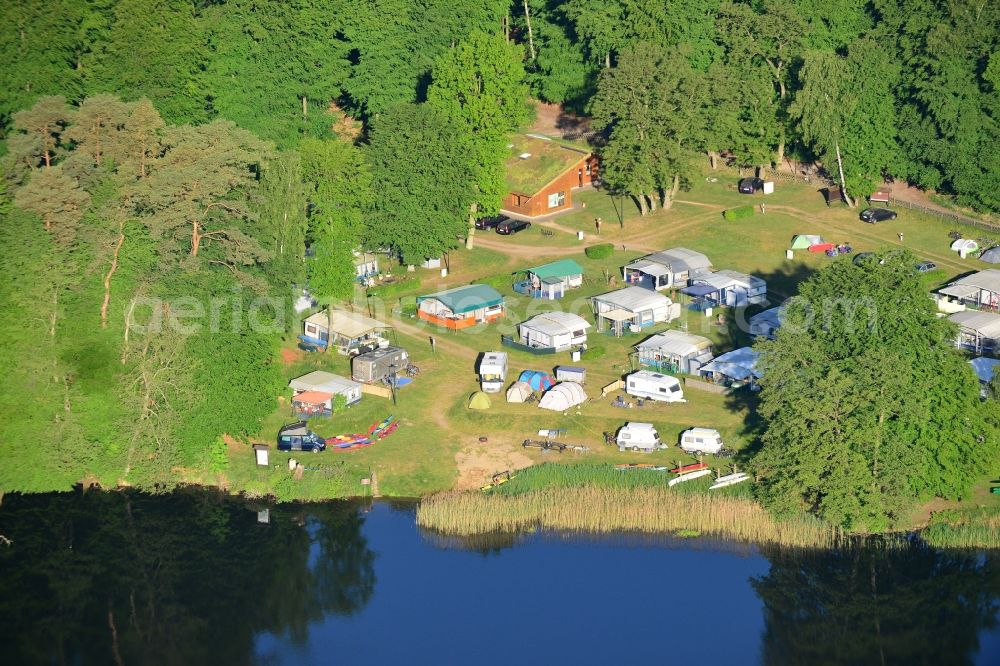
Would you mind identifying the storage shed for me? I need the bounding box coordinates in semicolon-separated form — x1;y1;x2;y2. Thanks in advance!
635;330;713;374
417;285;505;330
591;287;680;336
351;346;409;383
555;366;586;384
517;312;591;351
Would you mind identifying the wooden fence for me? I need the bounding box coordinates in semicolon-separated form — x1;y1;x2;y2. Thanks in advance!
887;197;1000;235
361;383;393;399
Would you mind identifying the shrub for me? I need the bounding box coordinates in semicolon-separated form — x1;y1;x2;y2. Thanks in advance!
585;243;615;259
723;205;755;221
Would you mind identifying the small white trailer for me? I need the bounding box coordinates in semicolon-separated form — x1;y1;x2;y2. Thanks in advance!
679;428;725;455
478;352;508;393
625;370;685;403
616;422;664;452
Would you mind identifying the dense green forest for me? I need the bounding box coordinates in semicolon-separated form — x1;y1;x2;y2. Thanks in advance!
1;0;998;528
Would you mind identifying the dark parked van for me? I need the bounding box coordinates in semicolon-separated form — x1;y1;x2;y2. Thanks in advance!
277;422;326;452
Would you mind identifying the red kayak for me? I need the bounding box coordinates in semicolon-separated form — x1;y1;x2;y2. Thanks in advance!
671;462;709;475
330;440;374;451
808;243;836;253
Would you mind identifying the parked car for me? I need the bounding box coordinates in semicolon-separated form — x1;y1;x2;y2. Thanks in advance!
860;208;897;223
475;215;509;231
915;261;937;273
738;177;764;194
277;421;326;452
496;218;531;235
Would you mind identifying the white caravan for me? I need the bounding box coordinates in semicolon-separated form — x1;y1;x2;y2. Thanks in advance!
478;352;508;393
625;370;685;403
679;428;725;455
616;422;664;452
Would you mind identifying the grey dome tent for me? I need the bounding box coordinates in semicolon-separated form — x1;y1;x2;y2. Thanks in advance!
981;247;1000;264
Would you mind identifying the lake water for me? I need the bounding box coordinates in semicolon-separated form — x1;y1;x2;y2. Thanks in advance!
2;490;1000;665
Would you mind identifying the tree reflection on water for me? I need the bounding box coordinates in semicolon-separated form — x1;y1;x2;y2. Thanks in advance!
0;489;375;665
753;540;1000;666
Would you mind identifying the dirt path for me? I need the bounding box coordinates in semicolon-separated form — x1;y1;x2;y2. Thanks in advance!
389;315;533;488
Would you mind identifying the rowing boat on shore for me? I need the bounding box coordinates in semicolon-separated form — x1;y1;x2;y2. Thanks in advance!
710;472;750;490
667;468;713;486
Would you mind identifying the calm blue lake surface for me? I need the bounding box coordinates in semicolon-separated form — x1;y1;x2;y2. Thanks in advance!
2;490;1000;665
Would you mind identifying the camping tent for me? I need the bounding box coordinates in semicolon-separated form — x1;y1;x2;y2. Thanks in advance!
790;234;823;250
951;239;979;254
506;381;534;403
468;391;492;410
518;370;555;391
981;247;1000;264
538;382;588;411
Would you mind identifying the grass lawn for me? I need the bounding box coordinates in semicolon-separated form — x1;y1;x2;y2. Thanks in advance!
235;169;996;505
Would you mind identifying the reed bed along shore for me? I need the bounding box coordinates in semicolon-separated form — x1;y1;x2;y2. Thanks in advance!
922;508;1000;549
416;485;842;549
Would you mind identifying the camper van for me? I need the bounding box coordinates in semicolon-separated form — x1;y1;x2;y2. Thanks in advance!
277;422;326;453
478;352;508;393
616;422;664;452
679;428;725;455
625;370;685;403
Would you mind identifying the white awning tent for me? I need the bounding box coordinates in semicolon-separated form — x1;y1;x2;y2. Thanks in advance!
517;312;591;351
538;382;588;411
700;347;761;382
506;381;534;403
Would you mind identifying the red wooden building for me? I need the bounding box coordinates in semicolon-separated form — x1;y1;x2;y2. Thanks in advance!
502;135;599;218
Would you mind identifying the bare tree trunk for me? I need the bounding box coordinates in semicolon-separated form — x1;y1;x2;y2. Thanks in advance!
605;52;611;69
835;141;856;208
662;174;680;210
108;608;124;666
190;221;201;256
121;297;136;364
102;215;126;328
522;1;536;61
466;202;478;250
708;150;718;170
647;193;657;213
301;96;308;120
758;164;767;179
634;195;648;216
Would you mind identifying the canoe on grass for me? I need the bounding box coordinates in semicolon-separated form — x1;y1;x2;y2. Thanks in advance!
326;433;369;447
667;468;713;487
671;462;709;475
710;472;750;490
368;416;395;436
615;463;669;471
376;421;399;439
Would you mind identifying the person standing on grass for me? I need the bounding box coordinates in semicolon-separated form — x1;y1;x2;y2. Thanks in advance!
429;335;436;353
898;232;904;244
760;203;766;214
595;217;602;235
